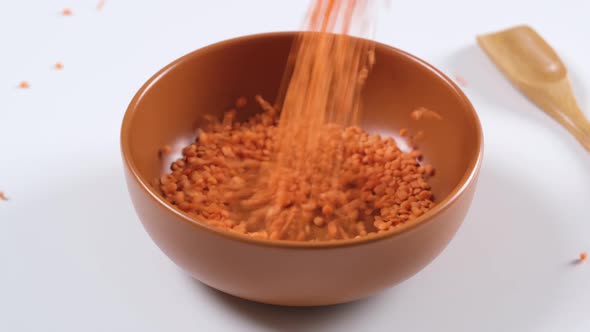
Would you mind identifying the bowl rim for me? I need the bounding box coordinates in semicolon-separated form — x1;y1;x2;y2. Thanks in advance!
121;31;484;249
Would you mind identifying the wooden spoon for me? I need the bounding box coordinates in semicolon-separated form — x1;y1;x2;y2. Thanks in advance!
477;25;590;152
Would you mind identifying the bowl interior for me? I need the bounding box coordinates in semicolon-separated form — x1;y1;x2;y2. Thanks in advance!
123;32;481;229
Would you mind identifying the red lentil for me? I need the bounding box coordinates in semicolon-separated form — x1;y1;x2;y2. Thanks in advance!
235;96;248;109
97;0;106;11
455;74;468;87
158;145;172;159
411;107;443;121
159;96;436;241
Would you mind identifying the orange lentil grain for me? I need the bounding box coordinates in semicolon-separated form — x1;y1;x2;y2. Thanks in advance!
322;204;334;216
313;216;325;227
158;145;172;159
411;107;443;121
97;0;106;11
54;62;63;70
235;96;248;109
410;109;423;121
580;252;588;262
0;192;6;201
455;74;468;87
62;8;72;16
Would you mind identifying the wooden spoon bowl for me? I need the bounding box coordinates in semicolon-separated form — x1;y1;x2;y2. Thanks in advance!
478;25;590;151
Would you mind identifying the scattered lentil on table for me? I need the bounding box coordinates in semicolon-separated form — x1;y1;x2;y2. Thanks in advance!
97;0;106;11
455;74;468;87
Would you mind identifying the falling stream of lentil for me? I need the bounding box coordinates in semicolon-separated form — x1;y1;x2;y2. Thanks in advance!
228;0;383;240
160;0;437;242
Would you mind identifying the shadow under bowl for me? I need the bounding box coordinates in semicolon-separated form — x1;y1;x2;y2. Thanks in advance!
121;32;483;306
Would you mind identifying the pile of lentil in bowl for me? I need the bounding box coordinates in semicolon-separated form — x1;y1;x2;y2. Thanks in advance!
158;96;436;242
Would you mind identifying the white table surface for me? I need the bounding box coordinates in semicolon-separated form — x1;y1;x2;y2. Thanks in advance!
1;1;589;331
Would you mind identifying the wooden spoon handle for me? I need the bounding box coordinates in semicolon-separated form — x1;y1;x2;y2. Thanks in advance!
521;79;590;152
544;106;590;152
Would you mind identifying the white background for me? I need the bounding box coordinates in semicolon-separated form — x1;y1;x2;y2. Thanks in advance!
1;1;589;331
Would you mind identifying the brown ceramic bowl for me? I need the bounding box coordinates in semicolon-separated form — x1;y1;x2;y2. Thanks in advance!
121;32;483;306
